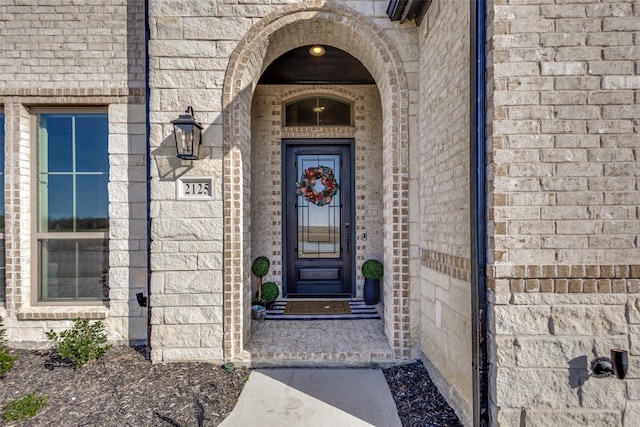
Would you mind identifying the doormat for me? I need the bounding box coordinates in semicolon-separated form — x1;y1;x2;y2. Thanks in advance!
265;300;381;320
284;300;351;315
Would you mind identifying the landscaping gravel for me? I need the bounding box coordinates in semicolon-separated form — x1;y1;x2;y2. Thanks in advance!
1;347;462;426
383;360;464;427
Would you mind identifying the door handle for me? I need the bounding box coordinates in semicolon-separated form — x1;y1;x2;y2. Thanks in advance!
345;223;350;254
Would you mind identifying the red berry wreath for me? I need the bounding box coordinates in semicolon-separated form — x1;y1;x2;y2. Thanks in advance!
296;165;340;206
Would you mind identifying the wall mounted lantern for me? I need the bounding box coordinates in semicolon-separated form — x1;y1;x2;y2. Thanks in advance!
171;106;202;160
591;349;628;379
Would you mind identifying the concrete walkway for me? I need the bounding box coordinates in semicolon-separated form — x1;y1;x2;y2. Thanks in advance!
220;368;402;427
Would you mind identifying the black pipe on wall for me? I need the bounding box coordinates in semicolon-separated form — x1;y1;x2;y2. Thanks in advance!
470;0;489;425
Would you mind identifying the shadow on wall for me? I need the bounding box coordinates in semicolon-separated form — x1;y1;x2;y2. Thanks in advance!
126;0;148;347
568;355;589;389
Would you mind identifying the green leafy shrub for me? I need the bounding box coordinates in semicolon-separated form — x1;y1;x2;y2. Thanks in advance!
0;316;17;376
261;282;279;302
252;256;271;300
46;319;112;369
0;315;8;347
3;392;48;422
362;259;384;280
251;256;270;278
0;349;17;377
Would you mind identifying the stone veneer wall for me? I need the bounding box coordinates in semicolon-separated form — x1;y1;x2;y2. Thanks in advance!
251;85;384;300
413;1;473;425
0;0;147;345
486;0;640;425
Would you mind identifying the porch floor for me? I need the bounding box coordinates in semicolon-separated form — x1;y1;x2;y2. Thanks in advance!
243;318;396;367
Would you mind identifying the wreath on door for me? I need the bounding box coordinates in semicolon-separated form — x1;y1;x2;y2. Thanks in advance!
296;165;340;206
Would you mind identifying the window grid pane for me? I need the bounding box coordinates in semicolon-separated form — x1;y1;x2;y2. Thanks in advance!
39;239;109;301
37;113;109;302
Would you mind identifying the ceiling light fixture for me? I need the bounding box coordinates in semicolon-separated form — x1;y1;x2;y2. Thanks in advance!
312;106;325;113
309;45;325;56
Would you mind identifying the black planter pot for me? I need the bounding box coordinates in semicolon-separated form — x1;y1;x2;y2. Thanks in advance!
264;300;277;310
363;278;380;305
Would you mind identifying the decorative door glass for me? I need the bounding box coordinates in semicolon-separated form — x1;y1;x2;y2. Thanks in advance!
297;154;340;258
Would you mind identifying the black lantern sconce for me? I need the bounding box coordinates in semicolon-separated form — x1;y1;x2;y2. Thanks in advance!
171;106;203;160
591;349;628;379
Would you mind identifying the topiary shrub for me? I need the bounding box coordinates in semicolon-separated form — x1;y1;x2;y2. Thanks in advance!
251;256;270;278
362;259;384;280
252;256;270;300
261;282;280;302
46;318;112;369
3;392;48;422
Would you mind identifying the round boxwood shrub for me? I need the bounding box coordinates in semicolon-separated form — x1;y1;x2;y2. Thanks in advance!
362;259;383;280
261;282;279;302
251;256;270;278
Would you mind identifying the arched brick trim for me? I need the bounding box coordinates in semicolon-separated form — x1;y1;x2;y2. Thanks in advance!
280;86;361;105
222;1;411;360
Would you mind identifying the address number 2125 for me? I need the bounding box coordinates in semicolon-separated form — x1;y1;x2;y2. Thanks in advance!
184;182;210;195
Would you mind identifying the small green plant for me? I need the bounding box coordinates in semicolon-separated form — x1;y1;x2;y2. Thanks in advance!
0;315;8;347
0;349;17;377
3;392;48;422
261;282;279;302
0;316;18;376
362;259;384;280
46;318;112;369
252;256;270;300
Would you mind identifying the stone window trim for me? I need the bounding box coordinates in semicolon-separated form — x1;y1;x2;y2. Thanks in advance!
29;107;110;308
16;306;108;321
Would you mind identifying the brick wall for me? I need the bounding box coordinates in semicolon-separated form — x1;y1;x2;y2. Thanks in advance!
0;0;145;92
415;1;473;424
251;85;384;299
0;0;146;346
211;0;417;357
486;0;640;424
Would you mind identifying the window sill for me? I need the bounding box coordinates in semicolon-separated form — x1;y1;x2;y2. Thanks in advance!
17;306;108;320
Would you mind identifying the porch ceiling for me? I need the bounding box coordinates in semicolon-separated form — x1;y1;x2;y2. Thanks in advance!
258;45;375;85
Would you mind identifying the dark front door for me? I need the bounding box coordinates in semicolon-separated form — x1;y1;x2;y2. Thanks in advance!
283;139;354;297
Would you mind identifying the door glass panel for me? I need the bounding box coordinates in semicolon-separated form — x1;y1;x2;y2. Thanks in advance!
297;154;341;258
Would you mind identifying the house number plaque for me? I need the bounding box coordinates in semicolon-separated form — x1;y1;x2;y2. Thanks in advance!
177;176;214;200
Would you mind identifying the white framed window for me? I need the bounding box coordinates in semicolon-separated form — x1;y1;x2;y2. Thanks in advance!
34;111;109;302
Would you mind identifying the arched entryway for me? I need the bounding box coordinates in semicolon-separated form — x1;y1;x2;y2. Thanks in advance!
222;2;411;362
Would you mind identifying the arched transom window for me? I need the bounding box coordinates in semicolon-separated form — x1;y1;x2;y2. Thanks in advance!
285;97;352;127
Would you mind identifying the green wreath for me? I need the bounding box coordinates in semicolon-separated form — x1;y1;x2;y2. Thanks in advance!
296;165;340;206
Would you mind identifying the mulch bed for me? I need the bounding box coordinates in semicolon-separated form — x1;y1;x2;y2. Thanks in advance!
0;346;249;426
1;347;462;427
